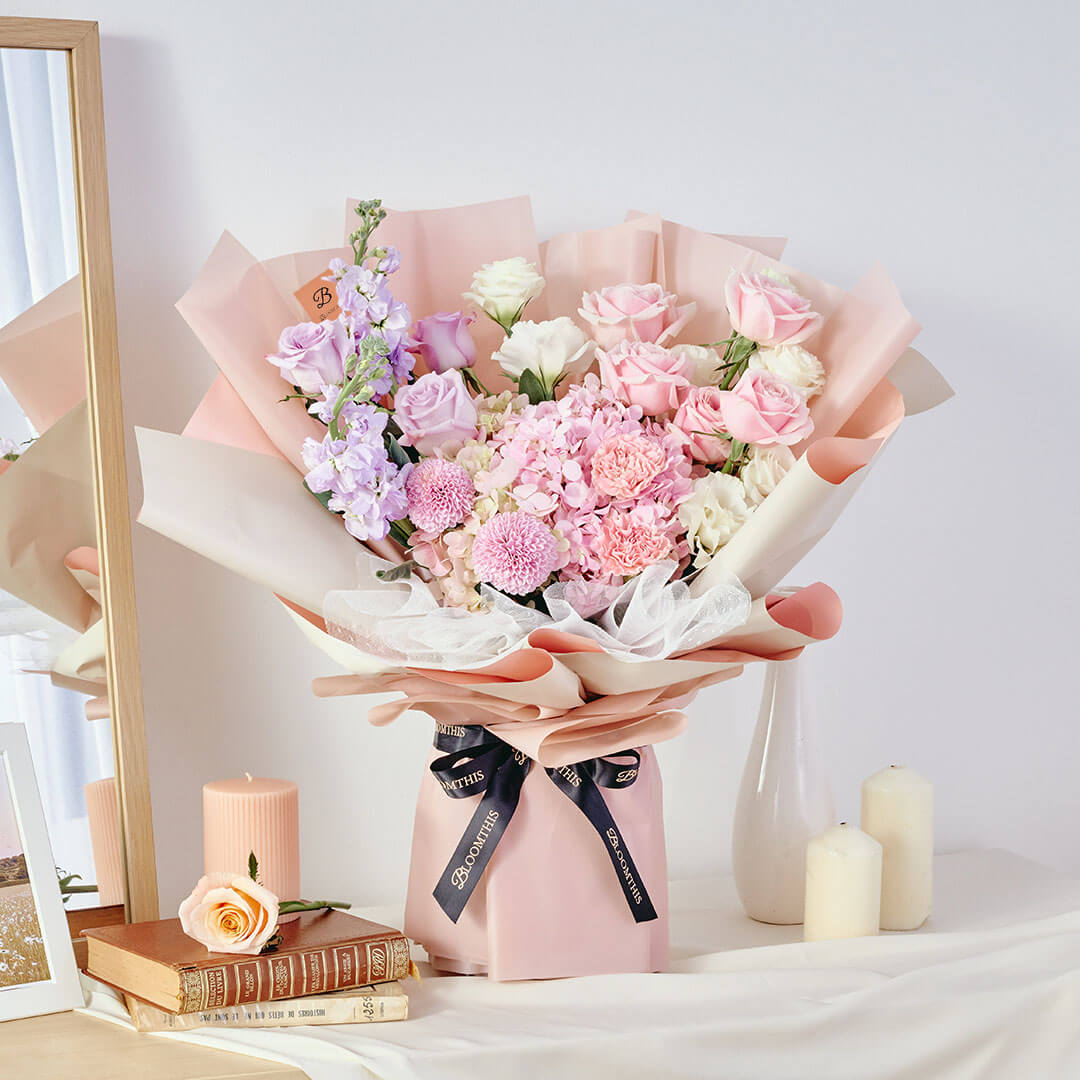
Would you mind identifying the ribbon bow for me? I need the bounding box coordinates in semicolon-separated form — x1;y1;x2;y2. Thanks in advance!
430;724;658;924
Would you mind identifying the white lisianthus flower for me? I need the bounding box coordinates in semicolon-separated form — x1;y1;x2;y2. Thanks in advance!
492;317;595;395
678;472;752;565
750;344;826;398
669;343;724;386
741;444;796;506
463;257;545;331
759;266;795;289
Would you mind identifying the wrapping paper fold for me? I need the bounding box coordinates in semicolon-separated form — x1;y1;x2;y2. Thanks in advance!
0;401;100;631
311;584;841;768
0;274;87;432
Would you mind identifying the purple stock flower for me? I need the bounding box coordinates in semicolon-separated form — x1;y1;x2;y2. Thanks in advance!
376;246;401;274
387;343;415;383
301;405;408;541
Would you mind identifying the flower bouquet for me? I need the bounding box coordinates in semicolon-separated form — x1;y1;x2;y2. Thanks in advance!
138;196;949;979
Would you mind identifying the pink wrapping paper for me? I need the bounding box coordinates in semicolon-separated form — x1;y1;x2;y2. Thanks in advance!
405;743;668;981
0;275;87;432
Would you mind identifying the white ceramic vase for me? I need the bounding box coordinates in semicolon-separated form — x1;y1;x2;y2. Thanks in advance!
732;656;835;924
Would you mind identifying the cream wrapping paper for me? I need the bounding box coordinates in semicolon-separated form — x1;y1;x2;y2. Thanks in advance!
0;401;100;631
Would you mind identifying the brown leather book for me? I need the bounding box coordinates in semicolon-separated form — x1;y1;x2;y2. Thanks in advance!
83;910;411;1014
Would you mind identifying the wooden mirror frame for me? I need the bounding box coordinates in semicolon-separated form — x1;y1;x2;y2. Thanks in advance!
0;17;157;922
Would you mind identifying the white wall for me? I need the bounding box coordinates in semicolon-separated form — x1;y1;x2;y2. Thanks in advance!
29;0;1080;913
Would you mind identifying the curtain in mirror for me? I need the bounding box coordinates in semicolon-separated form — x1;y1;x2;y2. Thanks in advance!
0;47;110;900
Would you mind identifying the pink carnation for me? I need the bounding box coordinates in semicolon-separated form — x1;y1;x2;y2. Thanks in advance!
406;458;475;533
471;511;559;595
591;431;667;499
595;509;673;577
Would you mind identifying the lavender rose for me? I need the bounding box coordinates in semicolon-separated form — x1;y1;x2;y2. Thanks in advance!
394;370;479;456
267;319;349;395
412;310;477;373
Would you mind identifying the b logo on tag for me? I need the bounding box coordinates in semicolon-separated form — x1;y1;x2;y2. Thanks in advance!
294;270;342;323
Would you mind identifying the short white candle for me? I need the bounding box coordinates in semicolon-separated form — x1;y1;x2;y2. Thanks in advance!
803;823;882;942
861;765;933;930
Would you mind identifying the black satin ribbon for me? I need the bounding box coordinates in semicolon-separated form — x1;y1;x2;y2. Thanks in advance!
430;724;658;924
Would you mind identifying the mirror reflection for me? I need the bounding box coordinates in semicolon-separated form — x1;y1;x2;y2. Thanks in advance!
0;43;122;976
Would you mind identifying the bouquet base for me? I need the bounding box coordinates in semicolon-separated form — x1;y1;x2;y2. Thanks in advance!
428;954;490;976
405;742;669;981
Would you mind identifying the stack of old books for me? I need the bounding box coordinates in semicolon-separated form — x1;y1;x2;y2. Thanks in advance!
83;909;412;1031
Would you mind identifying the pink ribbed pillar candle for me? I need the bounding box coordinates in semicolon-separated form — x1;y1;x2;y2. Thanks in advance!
203;777;300;917
85;777;124;906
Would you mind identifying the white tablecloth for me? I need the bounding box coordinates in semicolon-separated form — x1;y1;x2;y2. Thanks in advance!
82;850;1080;1079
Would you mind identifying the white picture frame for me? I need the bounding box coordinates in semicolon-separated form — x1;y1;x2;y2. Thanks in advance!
0;723;83;1022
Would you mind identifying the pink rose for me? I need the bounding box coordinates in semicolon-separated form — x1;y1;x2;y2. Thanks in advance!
595;509;673;577
718;369;814;446
267;319;348;395
178;872;279;955
597;340;695;416
672;386;733;464
394;370;479;457
411;310;477;373
591;431;667;499
579;283;697;350
724;271;823;347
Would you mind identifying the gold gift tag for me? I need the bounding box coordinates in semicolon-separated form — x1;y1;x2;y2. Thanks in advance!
294;270;341;323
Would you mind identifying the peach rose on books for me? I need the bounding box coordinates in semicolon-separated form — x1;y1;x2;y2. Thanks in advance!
178;872;280;955
179;853;352;955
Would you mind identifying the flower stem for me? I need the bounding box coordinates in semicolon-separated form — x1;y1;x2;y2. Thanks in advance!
461;367;492;397
718;335;758;390
277;900;352;915
721;440;746;475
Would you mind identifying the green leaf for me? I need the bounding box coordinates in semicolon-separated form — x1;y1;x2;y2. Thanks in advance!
385;432;415;470
517;368;548;405
303;481;334;512
248;851;259;882
376;559;417;583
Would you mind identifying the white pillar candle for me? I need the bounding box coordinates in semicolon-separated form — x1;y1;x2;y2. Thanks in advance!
803;824;882;942
861;765;933;930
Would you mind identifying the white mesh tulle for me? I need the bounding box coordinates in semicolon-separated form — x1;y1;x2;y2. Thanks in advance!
323;557;751;670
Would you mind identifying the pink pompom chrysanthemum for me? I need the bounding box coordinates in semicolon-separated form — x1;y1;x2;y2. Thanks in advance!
406;458;475;534
471;511;559;596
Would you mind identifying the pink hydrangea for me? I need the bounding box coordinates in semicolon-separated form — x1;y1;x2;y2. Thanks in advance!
471;511;560;595
406;458;475;533
483;376;693;582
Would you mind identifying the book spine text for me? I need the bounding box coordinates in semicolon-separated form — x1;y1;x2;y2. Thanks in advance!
178;936;410;1013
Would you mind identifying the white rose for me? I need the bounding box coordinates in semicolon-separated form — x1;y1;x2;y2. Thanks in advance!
669;344;723;386
492;317;595;393
463;256;545;330
678;472;752;565
750;344;826;398
741;444;796;507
